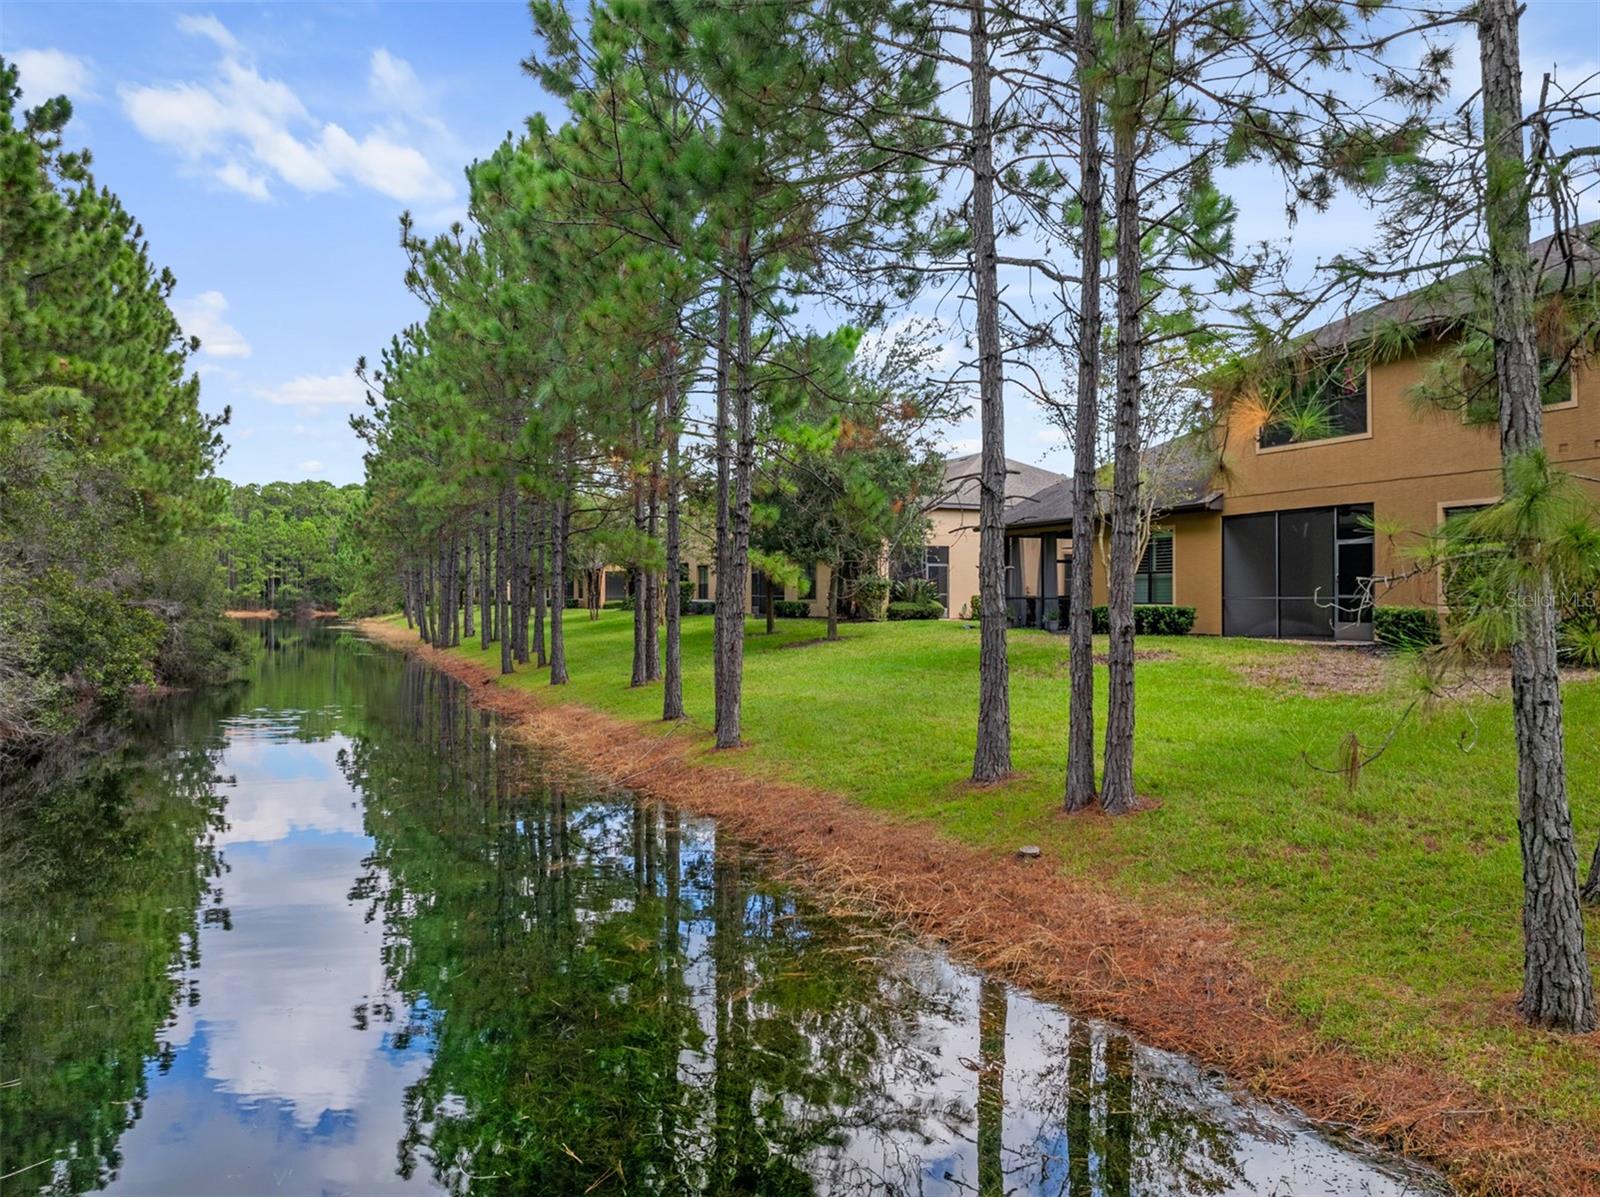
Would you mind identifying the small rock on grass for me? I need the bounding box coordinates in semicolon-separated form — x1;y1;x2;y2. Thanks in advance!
1016;845;1041;860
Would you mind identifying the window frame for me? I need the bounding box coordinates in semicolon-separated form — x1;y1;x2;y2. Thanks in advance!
1255;361;1373;455
1132;531;1174;606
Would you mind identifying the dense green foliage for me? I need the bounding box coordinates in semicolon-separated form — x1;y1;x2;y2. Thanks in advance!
1373;605;1442;648
0;58;240;769
219;480;366;612
886;600;944;620
1088;605;1197;635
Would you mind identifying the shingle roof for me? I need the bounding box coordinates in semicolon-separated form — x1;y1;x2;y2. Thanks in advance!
1004;432;1221;533
936;453;1066;511
1299;222;1599;356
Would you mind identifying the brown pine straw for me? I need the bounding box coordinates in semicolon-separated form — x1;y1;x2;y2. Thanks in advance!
359;619;1600;1197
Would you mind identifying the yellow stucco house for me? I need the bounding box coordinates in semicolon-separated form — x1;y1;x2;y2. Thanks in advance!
1005;231;1599;638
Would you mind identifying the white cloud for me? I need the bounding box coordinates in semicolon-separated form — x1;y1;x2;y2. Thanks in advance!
214;160;270;200
119;16;452;203
176;13;244;56
12;48;96;104
259;372;366;408
297;459;326;476
173;290;252;358
317;123;447;202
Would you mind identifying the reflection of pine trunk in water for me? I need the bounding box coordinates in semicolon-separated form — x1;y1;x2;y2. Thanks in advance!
976;977;1006;1195
632;798;646;898
1103;1034;1134;1197
1066;1020;1092;1197
711;852;755;1194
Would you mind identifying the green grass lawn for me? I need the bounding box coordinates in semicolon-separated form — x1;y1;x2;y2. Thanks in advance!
416;610;1600;1124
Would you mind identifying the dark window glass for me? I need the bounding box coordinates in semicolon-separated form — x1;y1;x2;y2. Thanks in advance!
605;570;627;601
1335;503;1375;625
1259;359;1368;447
1224;597;1279;638
1223;514;1276;598
925;546;950;611
696;565;710;601
751;569;775;610
1133;533;1174;605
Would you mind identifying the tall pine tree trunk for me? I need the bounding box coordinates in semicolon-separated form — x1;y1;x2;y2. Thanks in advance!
723;242;757;747
713;275;745;748
969;0;1011;784
532;503;547;667
645;392;662;683
826;567;841;641
549;471;570;685
1066;0;1103;813
1479;0;1594;1031
663;341;685;720
1100;0;1142;817
479;513;491;649
498;489;512;675
632;412;649;688
463;535;474;640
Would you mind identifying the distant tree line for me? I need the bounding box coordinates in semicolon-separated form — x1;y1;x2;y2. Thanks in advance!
0;59;242;777
219;481;366;614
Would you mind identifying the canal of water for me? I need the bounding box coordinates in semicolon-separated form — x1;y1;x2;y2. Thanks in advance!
0;623;1449;1195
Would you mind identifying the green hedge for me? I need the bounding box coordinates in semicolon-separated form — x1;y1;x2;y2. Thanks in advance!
887;600;945;621
1089;605;1197;635
773;599;811;618
683;600;714;616
1374;605;1440;648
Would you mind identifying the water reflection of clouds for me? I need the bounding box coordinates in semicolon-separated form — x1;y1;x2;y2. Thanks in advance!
213;736;362;845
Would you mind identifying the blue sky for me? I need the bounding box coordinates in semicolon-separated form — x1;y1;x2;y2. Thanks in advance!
4;3;557;486
3;3;1597;486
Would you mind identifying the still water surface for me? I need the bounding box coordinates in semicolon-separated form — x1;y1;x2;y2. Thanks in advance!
1;624;1448;1195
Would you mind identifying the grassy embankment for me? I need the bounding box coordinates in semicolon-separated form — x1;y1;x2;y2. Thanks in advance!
387;610;1600;1130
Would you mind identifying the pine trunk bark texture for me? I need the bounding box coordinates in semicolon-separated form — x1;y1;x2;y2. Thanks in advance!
1479;0;1594;1031
1066;0;1103;814
549;483;570;685
713;280;739;746
531;503;547;667
498;490;512;676
969;0;1011;784
1100;0;1141;817
646;390;662;683
663;341;685;720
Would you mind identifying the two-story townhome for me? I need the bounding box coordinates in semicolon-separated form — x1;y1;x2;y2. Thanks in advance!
681;452;1066;619
1004;230;1599;638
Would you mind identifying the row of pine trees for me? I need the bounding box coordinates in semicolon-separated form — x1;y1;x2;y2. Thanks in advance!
355;1;1599;1033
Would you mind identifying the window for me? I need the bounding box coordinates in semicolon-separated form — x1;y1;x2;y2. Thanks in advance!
1258;359;1368;448
1440;503;1493;608
800;561;817;601
696;564;710;601
1133;533;1173;604
925;546;950;612
751;568;776;612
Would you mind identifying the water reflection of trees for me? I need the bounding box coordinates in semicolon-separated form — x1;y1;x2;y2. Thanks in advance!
343;662;954;1196
0;693;230;1195
344;662;1260;1197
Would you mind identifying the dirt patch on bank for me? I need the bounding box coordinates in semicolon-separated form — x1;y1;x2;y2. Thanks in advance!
1236;646;1396;696
359;618;1599;1197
